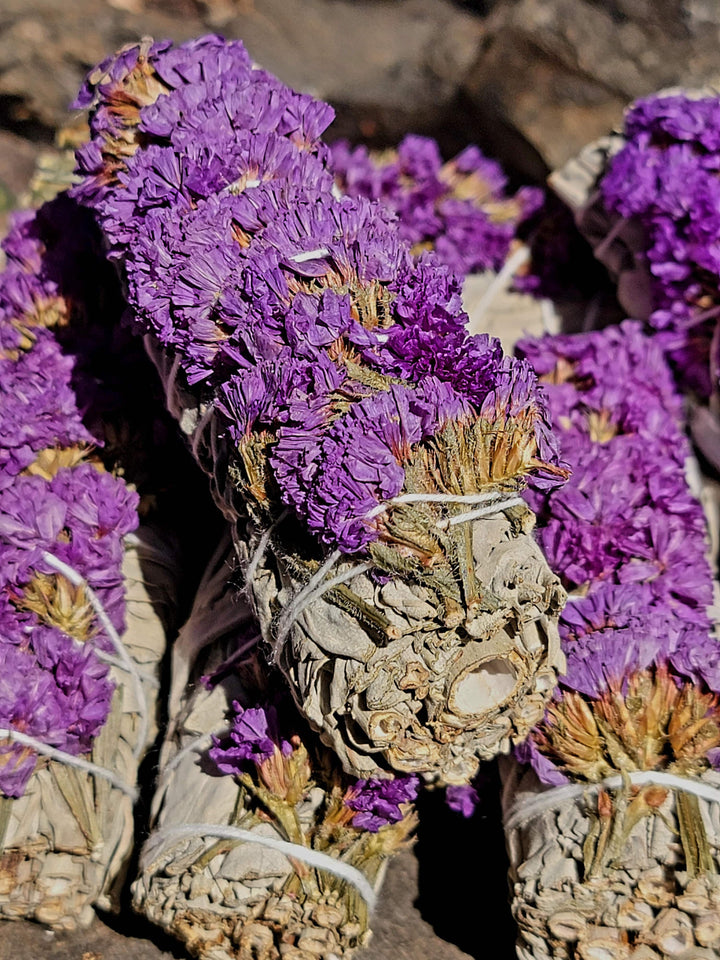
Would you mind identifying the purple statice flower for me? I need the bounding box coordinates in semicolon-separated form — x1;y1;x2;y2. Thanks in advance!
274;379;472;553
0;476;69;585
145;69;334;154
150;35;252;90
98;130;332;256
330;134;541;278
0;194;143;803
445;783;480;818
209;701;293;776
534;433;711;627
72;35;259;208
73;35;566;565
514;735;570;787
48;465;139;636
0;467;138;642
0;332;93;476
1;208;45;273
72;38;173;112
30;624;114;750
362;252;565;488
598;93;720;396
259;192;406;285
560;619;666;700
517;321;718;785
368;252;496;381
0;634;113;798
670;627;720;694
434;200;514;277
623;93;720;152
559;582;664;641
345;774;419;832
517;321;685;452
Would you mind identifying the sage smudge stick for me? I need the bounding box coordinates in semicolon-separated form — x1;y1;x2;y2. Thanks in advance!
71;35;568;784
0;192;184;928
133;532;418;960
501;322;720;959
549;89;720;477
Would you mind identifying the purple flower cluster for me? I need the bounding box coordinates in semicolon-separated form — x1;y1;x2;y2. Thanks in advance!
345;774;420;833
0;202;140;798
209;701;293;774
73;36;564;555
445;783;480;818
599;93;720;396
515;322;719;784
210;699;418;832
330;135;542;278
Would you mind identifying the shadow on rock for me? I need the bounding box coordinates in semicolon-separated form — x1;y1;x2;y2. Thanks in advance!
414;759;516;960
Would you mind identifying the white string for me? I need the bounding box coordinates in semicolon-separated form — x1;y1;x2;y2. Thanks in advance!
0;727;138;800
504;769;720;833
243;509;290;598
436;496;525;529
364;490;513;519
41;551;149;760
141;822;377;909
289;247;330;264
469;244;530;328
271;490;522;658
272;561;375;659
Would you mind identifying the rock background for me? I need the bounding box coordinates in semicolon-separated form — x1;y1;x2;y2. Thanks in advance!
3;0;720;195
0;1;715;958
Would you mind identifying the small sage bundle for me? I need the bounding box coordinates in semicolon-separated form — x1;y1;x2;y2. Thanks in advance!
502;762;720;960
0;530;171;929
500;322;720;959
549;88;720;405
72;35;568;785
133;533;418;960
0;186;189;928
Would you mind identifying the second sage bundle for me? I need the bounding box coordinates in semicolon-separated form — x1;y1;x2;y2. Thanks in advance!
133;533;418;960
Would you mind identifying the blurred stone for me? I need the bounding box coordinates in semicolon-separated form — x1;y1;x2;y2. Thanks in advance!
0;0;483;145
463;0;720;170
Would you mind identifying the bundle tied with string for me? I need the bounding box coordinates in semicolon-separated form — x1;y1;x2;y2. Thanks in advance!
148;332;567;786
497;323;720;959
502;763;720;960
0;533;174;929
133;531;418;960
548;88;720;409
0;175;184;927
70;35;569;786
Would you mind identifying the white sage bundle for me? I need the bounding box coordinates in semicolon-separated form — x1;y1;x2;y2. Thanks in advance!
0;171;185;927
0;528;173;929
503;762;720;960
133;532;418;960
498;313;720;958
148;336;566;786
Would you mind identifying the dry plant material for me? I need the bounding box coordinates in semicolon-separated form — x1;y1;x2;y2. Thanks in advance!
0;532;172;929
70;35;568;784
501;320;720;958
133;535;418;960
